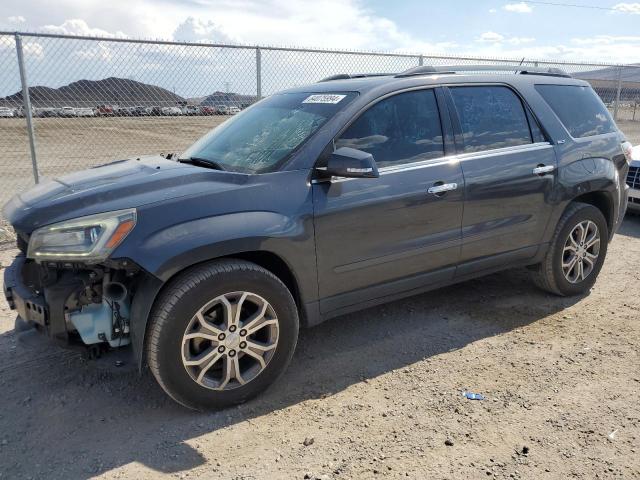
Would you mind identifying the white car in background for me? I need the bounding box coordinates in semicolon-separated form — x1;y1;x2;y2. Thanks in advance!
228;106;241;115
0;107;14;117
59;106;77;117
161;106;182;116
75;107;96;117
627;146;640;213
183;105;200;115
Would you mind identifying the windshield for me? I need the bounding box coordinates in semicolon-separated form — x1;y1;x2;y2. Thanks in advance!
180;92;357;173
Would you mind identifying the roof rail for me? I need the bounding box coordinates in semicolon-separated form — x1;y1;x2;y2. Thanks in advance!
395;64;571;78
318;73;394;82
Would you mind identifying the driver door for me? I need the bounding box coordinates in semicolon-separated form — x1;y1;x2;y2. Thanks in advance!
312;87;464;314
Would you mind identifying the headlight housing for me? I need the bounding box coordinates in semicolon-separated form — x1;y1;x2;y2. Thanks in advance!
27;208;137;263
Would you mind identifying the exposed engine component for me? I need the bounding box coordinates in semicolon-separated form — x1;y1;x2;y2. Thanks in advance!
67;273;131;347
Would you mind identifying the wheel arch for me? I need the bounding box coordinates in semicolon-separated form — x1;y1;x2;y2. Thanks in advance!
570;191;614;238
130;249;307;371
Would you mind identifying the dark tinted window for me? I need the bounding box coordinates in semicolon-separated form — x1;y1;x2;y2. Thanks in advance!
527;109;547;143
535;84;616;138
450;86;532;153
335;89;443;168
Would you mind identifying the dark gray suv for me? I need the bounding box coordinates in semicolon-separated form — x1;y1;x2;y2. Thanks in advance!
3;65;631;410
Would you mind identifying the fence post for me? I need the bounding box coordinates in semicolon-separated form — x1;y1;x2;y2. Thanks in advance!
613;66;622;121
14;33;39;184
256;47;262;101
418;54;424;66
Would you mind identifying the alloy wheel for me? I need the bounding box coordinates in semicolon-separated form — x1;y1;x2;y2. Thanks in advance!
562;220;600;284
181;291;279;390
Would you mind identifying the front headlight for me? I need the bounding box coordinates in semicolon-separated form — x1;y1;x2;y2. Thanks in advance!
27;208;137;263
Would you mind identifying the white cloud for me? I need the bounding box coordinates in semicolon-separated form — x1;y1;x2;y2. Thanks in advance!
489;8;498;13
41;19;127;38
613;3;640;14
478;31;505;43
2;0;640;67
7;15;26;24
503;2;533;13
477;32;536;48
509;37;535;45
173;17;235;43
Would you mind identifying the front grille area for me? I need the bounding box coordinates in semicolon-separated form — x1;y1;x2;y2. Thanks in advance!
628;166;640;190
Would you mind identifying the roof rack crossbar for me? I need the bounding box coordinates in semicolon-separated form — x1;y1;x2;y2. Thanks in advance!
395;64;571;78
318;73;395;82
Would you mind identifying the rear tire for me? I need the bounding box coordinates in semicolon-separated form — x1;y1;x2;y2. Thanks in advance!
147;259;299;411
531;202;608;296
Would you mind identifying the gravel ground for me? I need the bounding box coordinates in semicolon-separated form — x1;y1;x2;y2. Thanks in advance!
0;215;638;480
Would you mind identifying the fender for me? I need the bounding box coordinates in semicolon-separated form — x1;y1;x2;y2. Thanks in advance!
542;156;619;244
119;210;318;371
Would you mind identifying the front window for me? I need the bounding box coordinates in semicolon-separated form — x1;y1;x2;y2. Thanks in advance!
335;88;444;168
180;92;357;173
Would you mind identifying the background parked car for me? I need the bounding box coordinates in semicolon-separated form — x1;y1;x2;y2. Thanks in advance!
200;106;216;116
59;106;77;117
134;105;149;116
96;105;114;116
216;105;230;115
161;106;182;116
0;107;14;118
35;107;58;118
75;107;96;117
184;105;200;115
228;106;241;115
627;146;640;213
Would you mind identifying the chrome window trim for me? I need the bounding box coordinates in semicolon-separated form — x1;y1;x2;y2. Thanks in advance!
453;141;552;163
312;141;553;183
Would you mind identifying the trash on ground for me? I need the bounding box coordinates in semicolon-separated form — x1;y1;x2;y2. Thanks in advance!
462;391;485;401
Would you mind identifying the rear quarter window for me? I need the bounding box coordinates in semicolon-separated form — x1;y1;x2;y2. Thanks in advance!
535;84;616;138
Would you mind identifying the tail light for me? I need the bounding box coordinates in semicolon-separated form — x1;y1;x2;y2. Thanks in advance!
621;141;633;165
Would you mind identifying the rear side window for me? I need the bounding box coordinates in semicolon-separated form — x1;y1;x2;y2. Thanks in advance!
335;89;444;168
449;86;533;153
535;84;616;138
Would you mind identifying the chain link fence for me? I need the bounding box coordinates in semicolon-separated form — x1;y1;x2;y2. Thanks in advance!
1;31;640;240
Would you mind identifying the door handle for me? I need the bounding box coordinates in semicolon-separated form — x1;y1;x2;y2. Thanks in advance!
533;165;555;176
428;182;458;195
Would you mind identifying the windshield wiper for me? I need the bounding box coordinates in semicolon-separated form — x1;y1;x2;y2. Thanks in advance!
178;156;226;171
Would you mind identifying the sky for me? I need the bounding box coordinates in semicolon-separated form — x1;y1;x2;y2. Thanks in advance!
2;0;640;61
1;0;640;97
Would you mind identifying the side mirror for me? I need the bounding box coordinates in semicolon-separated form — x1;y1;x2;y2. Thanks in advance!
323;147;379;179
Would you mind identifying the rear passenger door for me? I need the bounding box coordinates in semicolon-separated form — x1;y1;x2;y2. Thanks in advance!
445;85;557;274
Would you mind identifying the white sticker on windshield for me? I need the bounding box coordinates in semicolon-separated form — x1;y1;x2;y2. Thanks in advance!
302;94;347;104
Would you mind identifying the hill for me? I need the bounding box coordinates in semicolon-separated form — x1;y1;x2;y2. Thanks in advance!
1;77;185;107
200;91;258;108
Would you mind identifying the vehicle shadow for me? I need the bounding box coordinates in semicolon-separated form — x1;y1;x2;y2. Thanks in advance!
618;212;640;238
0;266;585;479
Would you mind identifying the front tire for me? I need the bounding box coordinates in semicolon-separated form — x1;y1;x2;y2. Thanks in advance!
531;202;608;296
147;259;299;410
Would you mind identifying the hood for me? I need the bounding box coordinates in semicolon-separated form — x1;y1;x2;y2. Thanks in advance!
3;155;248;234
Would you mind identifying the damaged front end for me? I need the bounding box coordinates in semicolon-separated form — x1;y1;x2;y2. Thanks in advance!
3;208;151;359
4;252;143;355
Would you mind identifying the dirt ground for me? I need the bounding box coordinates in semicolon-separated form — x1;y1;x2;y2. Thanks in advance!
0;116;227;208
0;215;638;479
